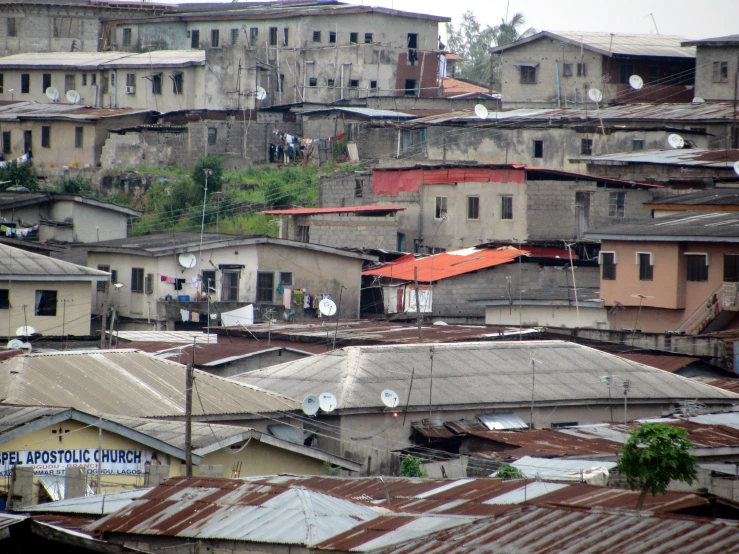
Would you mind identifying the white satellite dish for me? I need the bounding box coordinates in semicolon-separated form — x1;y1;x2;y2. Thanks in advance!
628;75;644;90
45;87;60;102
667;133;685;149
319;392;337;412
6;339;24;350
302;394;320;416
381;389;400;408
587;88;603;103
66;90;81;104
693;97;706;103
178;253;197;269
318;298;337;317
19;342;31;352
474;104;488;120
16;326;35;337
255;86;267;101
733;161;739;177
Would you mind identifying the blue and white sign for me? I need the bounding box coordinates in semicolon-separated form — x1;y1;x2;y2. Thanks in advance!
0;448;152;476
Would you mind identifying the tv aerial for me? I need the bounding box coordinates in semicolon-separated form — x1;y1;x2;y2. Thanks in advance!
318;298;337;317
628;75;643;90
45;87;60;102
178;253;197;269
302;394;320;416
667;133;685;149
16;326;35;337
319;392;337;413
66;90;81;104
587;88;603;103
474;104;488;120
381;389;400;408
255;86;267;101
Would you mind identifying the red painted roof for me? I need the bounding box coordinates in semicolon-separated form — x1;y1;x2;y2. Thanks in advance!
363;247;525;282
441;77;491;97
263;205;405;215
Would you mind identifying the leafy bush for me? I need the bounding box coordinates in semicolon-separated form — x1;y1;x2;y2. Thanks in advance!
0;160;38;191
495;463;525;479
54;175;92;194
399;456;428;477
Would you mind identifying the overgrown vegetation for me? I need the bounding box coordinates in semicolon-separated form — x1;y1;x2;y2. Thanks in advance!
495;463;526;479
54;175;93;194
399;456;428;478
0;161;38;191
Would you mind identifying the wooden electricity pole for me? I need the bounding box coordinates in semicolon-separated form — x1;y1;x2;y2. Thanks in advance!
185;339;195;477
415;267;423;343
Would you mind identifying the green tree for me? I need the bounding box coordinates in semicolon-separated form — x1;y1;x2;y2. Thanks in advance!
399;456;428;478
0;160;38;191
191;155;224;202
54;175;92;194
495;463;525;479
617;423;697;510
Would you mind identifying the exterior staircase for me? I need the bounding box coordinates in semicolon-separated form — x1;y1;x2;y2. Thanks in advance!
676;283;739;335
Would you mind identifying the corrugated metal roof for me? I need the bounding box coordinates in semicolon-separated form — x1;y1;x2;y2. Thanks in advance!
693;378;739;395
611;353;699;372
683;34;739;47
509;456;617;480
573;148;739;168
0;243;110;280
85;477;381;545
0;51;129;68
0;350;298;417
372;505;739;554
234;341;739;412
587;211;739;241
23;489;151;515
263;205;406;216
0;405;67;432
0;101;154;121
302;107;416;119
102;50;206;68
113;331;217;344
646;189;739;207
476;412;529;430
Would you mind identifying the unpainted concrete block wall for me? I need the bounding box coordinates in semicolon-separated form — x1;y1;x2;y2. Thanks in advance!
297;214;398;250
101;131;188;170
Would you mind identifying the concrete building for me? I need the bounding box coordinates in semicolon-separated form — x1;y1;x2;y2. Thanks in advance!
0;243;108;337
106;1;450;110
587;211;739;334
682;35;739;106
235;340;739;474
643;189;739;218
80;232;375;329
490;31;695;109
319;164;660;253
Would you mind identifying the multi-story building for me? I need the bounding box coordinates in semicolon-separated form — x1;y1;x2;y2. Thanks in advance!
682;34;739;111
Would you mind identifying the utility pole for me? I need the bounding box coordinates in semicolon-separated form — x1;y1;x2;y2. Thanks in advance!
185;338;195;477
332;286;343;350
414;267;423;343
96;417;103;493
529;357;536;430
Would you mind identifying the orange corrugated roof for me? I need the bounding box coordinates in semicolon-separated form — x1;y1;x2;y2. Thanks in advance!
363;247;525;282
263;205;405;215
441;77;491;97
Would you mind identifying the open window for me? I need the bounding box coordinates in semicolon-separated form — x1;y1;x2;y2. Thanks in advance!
686;253;709;282
637;252;654;281
599;251;617;280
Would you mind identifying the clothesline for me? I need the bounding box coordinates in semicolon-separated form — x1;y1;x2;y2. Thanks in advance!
1;223;39;237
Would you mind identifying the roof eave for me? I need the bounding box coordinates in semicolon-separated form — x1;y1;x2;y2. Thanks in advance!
587;234;739;243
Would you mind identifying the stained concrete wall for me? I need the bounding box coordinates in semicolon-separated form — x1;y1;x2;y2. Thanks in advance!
289;213;399;251
693;45;739;101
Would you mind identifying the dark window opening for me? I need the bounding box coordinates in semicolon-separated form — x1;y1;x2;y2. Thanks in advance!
279;74;284;92
563;63;573;77
577;62;587;76
632;139;644;151
64;74;75;93
211;29;219;47
74;126;83;148
41;126;50;148
231;28;238;45
91;74;96;86
397;233;406;252
21;73;29;94
256;272;274;303
283;28;289;46
222;271;239;301
648;65;659;83
354;179;363;197
329;31;336;44
501;196;513;220
364;33;373;43
82;74;87;86
122;28;132;47
725;255;739;282
7;18;16;37
467;196;479;220
435;196;447;219
269;27;278;46
131;268;144;293
407;33;418;49
533;140;543;158
312;31;321;43
297;225;309;243
581;138;593;155
370;80;377;90
520;66;536;84
23;130;31;153
0;73;3;93
2;131;10;154
151;73;162;95
619;63;634;84
279;272;293;286
35;290;57;316
404;79;418;95
686;254;708;282
97;265;110;292
145;273;154;294
42;74;51;93
249;28;258;46
713;61;729;83
609;192;625;218
202;270;216;296
601;252;616;280
309;77;317;87
327;78;335;87
349;79;359;88
191;29;200;48
0;289;10;309
172;72;183;94
207;127;217;146
350;32;358;44
638;253;653;281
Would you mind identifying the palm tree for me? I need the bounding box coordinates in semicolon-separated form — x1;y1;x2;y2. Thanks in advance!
494;12;536;47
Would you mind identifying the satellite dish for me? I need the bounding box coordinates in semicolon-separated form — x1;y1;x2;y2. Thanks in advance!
381;389;400;408
19;342;31;352
255;86;267;101
178;253;197;269
6;339;24;350
319;392;337;412
318;298;337;317
16;326;35;337
302;394;319;416
66;90;81;104
693;97;706;103
587;88;603;103
474;104;488;120
668;134;685;149
733;161;739;177
45;87;60;102
628;75;643;90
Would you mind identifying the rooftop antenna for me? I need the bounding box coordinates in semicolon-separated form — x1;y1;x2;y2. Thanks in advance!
600;374;632;425
645;13;659;34
529;354;537;430
630;293;654;351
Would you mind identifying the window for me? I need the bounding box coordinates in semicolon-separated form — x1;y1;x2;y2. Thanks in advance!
329;31;336;43
256;272;274;303
145;273;154;294
404;79;418;95
520;65;536;84
434;196;447;219
207;127;217;146
350;32;358;44
307;77;317;87
577;62;587;76
151;72;162;95
82;74;87;86
400;128;426;153
501;196;513;220
91;74;96;86
370;80;377;90
41;126;50;148
191;29;200;48
349;79;359;88
608;191;625;218
686;254;709;282
297;225;310;243
248;27;258;46
467;196;479;220
312;30;321;43
231;28;238;45
648;65;659;83
202;270;216;295
110;72;115;86
42;74;51;93
64;74;75;93
327;78;334;87
7;18;16;37
172;72;183;94
632;139;644;151
75;126;83;148
96;265;110;292
122;28;132;47
407;33;418;49
713;61;729;83
23;130;31;153
364;33;373;43
131;268;144;293
279;74;284;92
397;233;406;252
551;422;578;428
110;269;117;284
638;252;653;281
563;63;573;77
269;27;278;46
0;73;3;93
533;140;543;158
283;28;289;46
125;73;136;92
2;131;10;154
53;18;81;39
354;179;363;198
279;272;293;286
600;252;616;280
21;74;29;94
0;289;9;309
222;270;239;301
34;290;57;316
581;138;593;155
210;29;219;47
725;255;739;283
619;63;634;84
